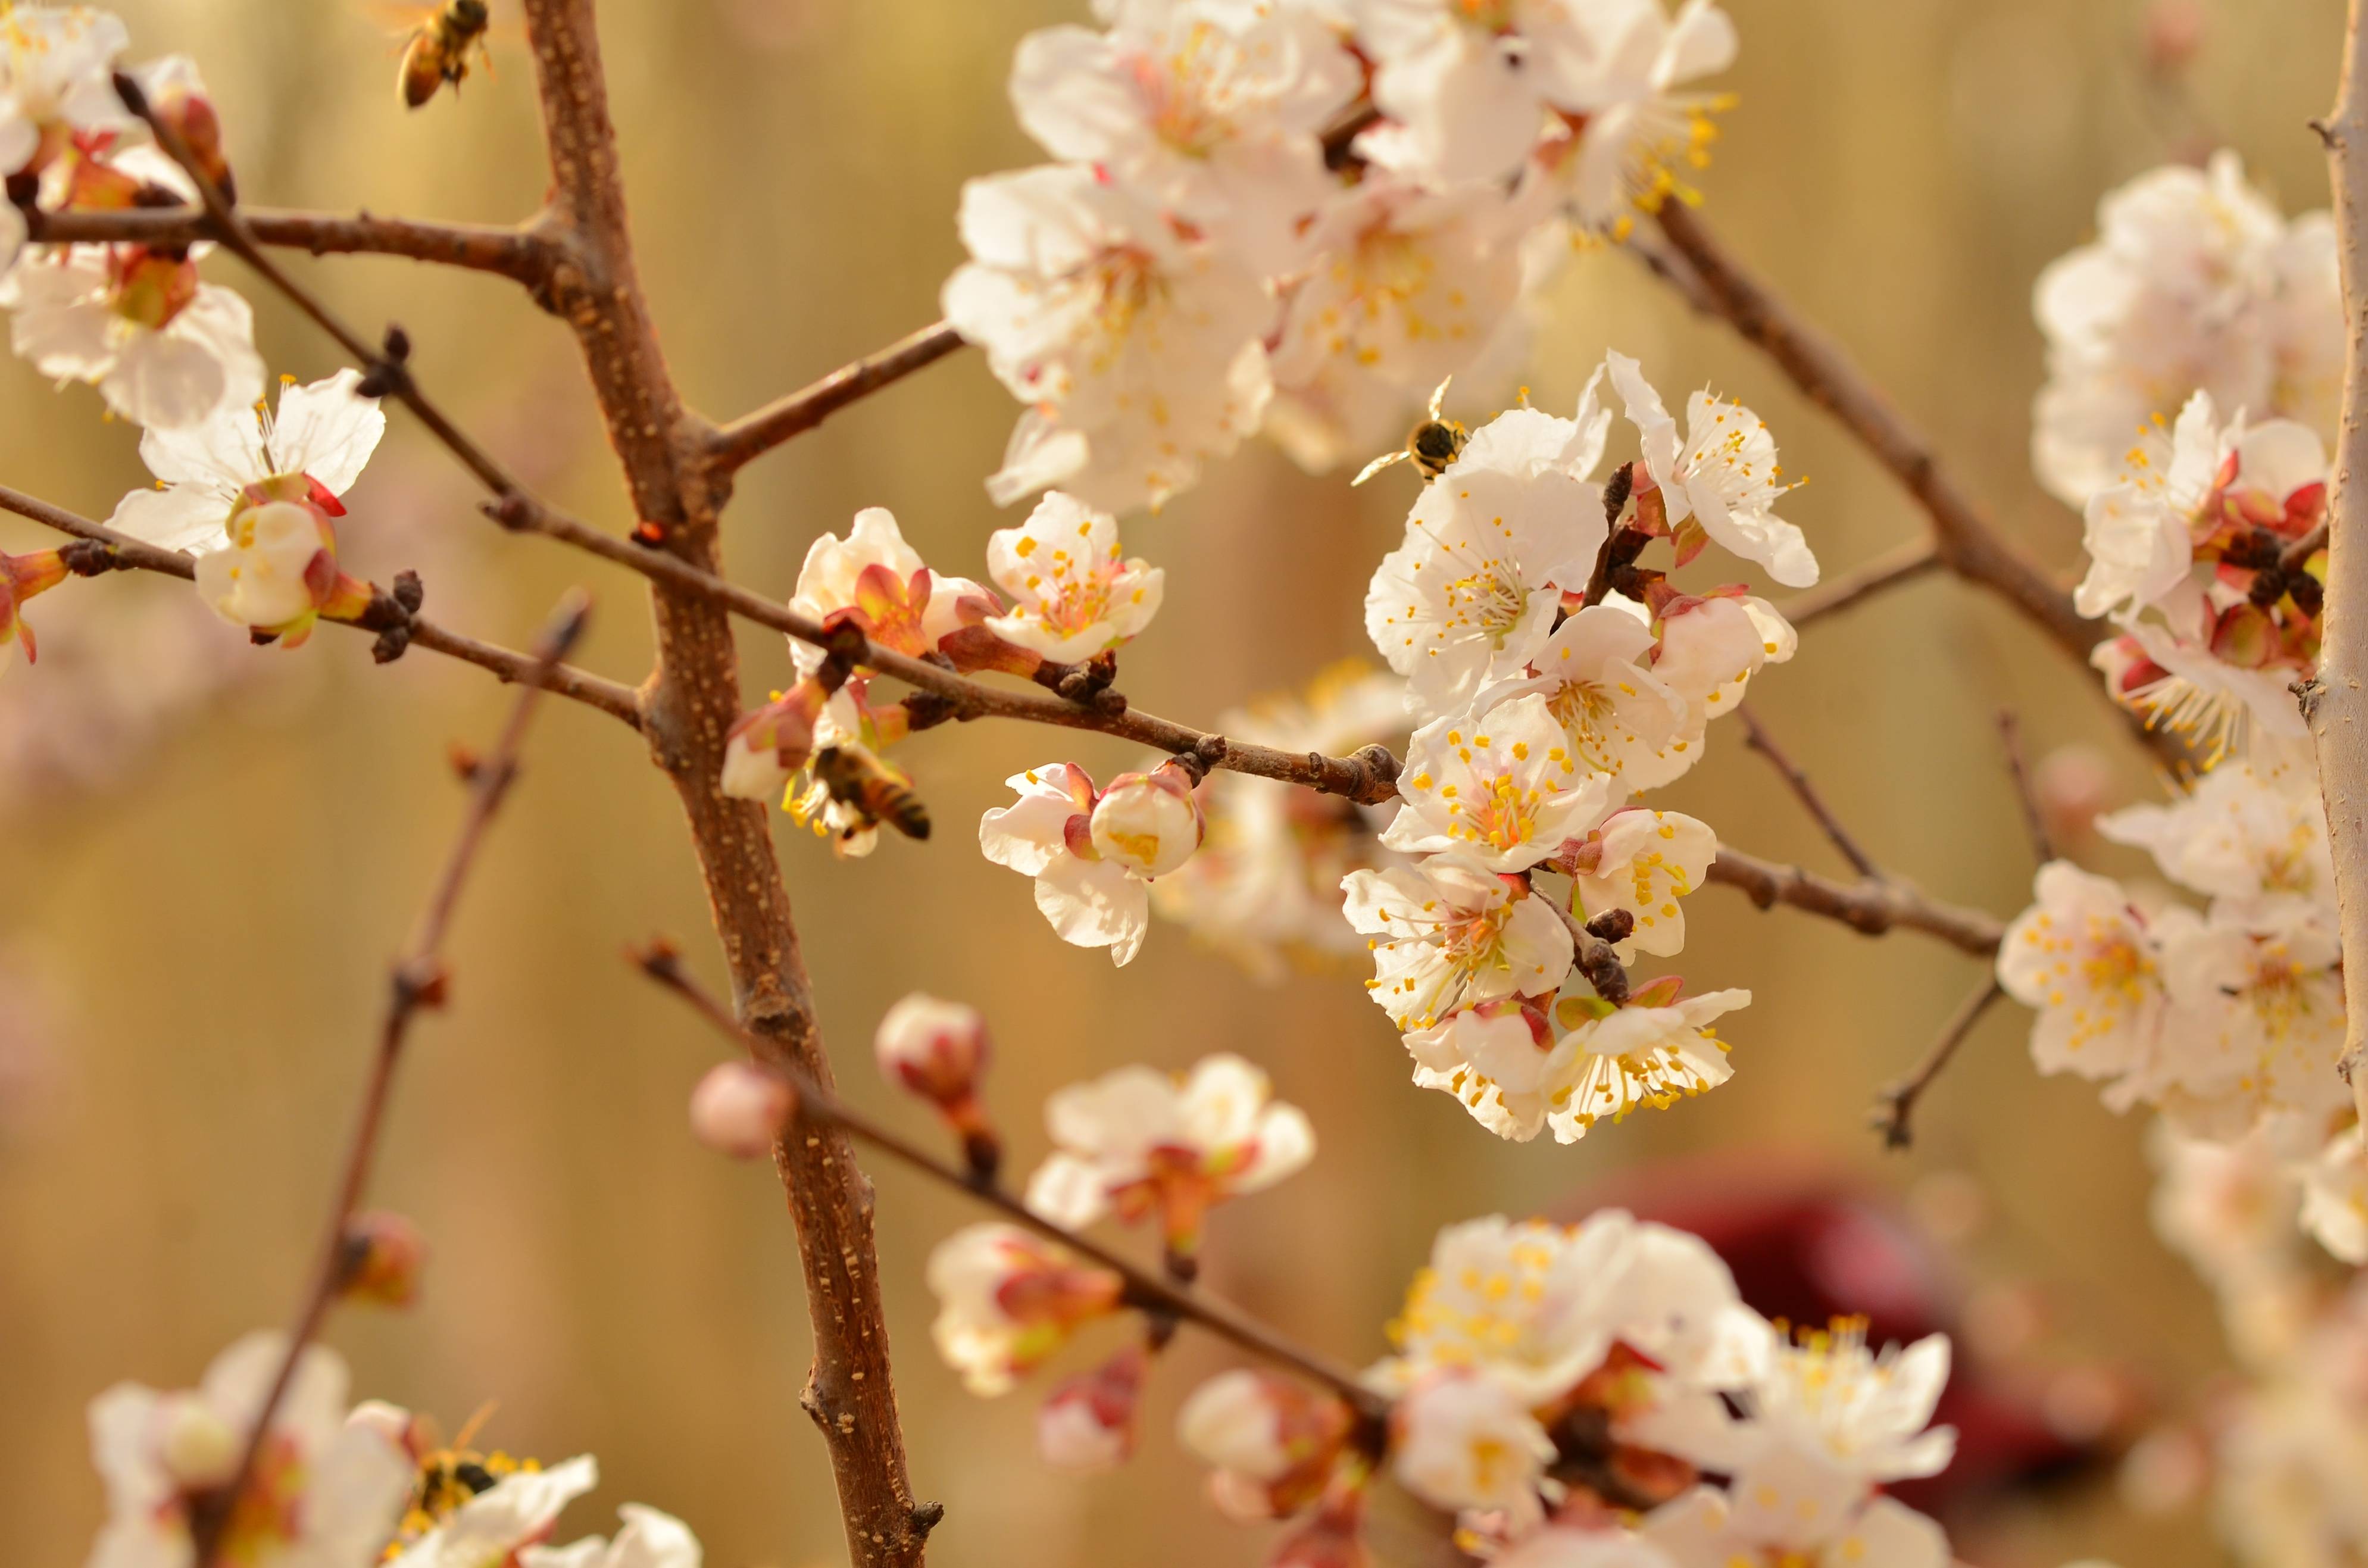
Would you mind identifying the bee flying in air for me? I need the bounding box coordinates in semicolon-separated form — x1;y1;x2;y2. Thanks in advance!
389;0;494;109
1352;377;1468;486
812;744;932;843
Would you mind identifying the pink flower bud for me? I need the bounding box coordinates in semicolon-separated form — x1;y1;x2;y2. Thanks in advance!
1089;760;1205;877
1037;1345;1145;1472
689;1062;795;1158
338;1211;427;1308
2035;743;2114;851
874;994;990;1108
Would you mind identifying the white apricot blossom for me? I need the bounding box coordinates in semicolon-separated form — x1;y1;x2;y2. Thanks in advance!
1389;1370;1557;1530
1480;603;1692;793
1498;1527;1682;1568
191;499;369;646
1997;862;2169;1096
1644;590;1797;735
520;1505;701;1568
979;761;1162;964
788;507;996;672
2;241;263;429
2156;912;2348;1137
1567;807;1717;958
85;1333;413;1568
925;1223;1123;1397
1364;389;1610;713
2095;757;2333;928
0;5;135;267
982;491;1164;661
1342;850;1574;1030
1643;1479;1950;1568
388;1455;601;1568
1606;350;1816;586
944;163;1274;514
2033;152;2341;507
2300;1128;2368;1268
108;370;386;551
1263;177;1526;473
1348;0;1610;184
1008;0;1357;273
1544;984;1747;1141
1536;0;1737;230
1383;693;1613;872
1024;1053;1314;1255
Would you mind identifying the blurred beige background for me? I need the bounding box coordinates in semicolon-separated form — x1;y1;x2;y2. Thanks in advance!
0;0;2351;1563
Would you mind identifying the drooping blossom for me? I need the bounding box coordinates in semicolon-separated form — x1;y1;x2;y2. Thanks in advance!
1007;0;1358;273
1342;850;1574;1030
387;1455;601;1568
2032;152;2340;508
190;499;374;648
1023;1053;1313;1259
943;163;1274;514
519;1504;701;1568
980;491;1164;661
1089;759;1205;877
1263;177;1527;473
1177;1369;1355;1521
1;239;263;428
925;1222;1125;1397
1383;693;1612;872
1641;589;1797;738
84;1332;414;1568
982;760;1205;965
1605;351;1816;587
1364;388;1611;713
1564;807;1717;959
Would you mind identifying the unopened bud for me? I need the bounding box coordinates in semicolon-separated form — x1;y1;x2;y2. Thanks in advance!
689;1062;795;1158
875;994;990;1107
1037;1345;1145;1472
1089;760;1205;878
158;1396;240;1491
337;1211;427;1308
138;57;234;196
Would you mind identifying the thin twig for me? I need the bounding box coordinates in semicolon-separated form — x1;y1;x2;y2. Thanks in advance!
27;205;558;290
709;321;966;474
632;944;1390;1422
188;594;591;1568
1736;708;1883;879
1705;844;2005;957
1776;539;1942;628
1872;980;2005;1150
2282;520;2331;576
0;484;642;728
1995;709;2055;863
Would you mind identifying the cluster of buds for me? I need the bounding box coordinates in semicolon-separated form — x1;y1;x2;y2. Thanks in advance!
193;480;375;648
0;545;71;673
926;1222;1126;1397
874;993;999;1179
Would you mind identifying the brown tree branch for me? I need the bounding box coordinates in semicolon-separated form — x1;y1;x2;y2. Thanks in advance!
188;595;589;1568
1995;709;2056;864
1736;707;1883;879
1705;844;2005;957
0;483;643;726
632;942;1390;1423
27;205;558;291
1871;980;2005;1150
709;321;966;474
1650;204;2095;666
513;4;932;1561
2305;0;2368;1123
1776;539;1941;628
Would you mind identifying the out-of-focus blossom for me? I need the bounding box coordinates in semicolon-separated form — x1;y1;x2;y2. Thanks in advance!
337;1211;427;1309
519;1504;701;1568
388;1455;600;1568
944;164;1273;514
1023;1053;1313;1258
981;491;1163;662
719;679;827;804
85;1333;414;1568
0;545;70;674
1178;1369;1355;1521
1389;1369;1557;1529
686;1062;794;1160
1526;0;1737;231
1037;1345;1146;1473
926;1223;1124;1396
2;241;264;429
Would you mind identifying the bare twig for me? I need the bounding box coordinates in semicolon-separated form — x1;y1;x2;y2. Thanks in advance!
1872;980;2006;1150
632;942;1391;1423
1736;708;1883;880
188;595;590;1568
1776;539;1942;628
710;321;966;474
27;205;558;291
1995;710;2055;864
1705;844;2005;957
2305;0;2368;1123
0;483;642;727
2282;520;2331;576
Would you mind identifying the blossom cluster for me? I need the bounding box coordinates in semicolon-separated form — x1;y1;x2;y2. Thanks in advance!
80;1330;704;1568
946;0;1742;516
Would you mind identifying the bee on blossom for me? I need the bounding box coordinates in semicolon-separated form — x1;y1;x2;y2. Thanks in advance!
1353;376;1473;487
980;757;1207;965
82;1333;414;1568
2033;152;2339;510
1022;1052;1314;1269
514;1504;702;1568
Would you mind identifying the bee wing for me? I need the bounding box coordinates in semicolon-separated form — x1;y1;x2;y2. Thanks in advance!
1352;448;1410;486
1424;376;1453;422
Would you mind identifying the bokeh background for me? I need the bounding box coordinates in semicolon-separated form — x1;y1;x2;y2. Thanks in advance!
0;0;2353;1563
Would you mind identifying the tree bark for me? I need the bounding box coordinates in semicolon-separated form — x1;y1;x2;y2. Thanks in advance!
516;4;934;1561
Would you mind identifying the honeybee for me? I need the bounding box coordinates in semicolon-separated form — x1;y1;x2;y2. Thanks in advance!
395;1404;529;1542
812;744;932;842
1352;377;1468;486
389;1;494;109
